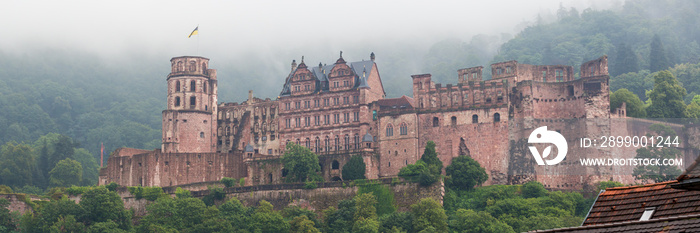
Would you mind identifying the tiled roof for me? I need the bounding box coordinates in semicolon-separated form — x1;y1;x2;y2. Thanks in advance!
376;95;414;109
529;214;700;233
583;180;700;226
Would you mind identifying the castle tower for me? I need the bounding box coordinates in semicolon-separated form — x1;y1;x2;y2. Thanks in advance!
162;56;218;153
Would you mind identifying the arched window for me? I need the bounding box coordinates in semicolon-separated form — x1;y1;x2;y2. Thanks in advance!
315;137;320;153
190;80;196;92
451;116;457;126
354;134;360;149
325;136;330;152
203;82;207;93
268;173;273;184
433;117;439;127
189;61;196;72
175;97;181;107
494;113;501;122
334;136;340;151
202;63;207;72
305;138;310;148
344;134;350;150
175;81;181;92
400;123;407;135
472;114;479;123
386;124;394;137
190;96;196;108
332;160;340;170
177;61;183;71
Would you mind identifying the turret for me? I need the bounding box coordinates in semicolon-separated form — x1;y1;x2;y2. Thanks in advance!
162;56;218;153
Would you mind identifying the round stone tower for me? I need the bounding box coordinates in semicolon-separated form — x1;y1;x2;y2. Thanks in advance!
162;56;218;153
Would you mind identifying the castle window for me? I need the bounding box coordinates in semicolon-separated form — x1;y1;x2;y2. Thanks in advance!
295;117;301;128
314;99;319;107
203;82;207;93
200;132;204;138
285;102;290;110
451;116;457;126
332;160;340;170
175;81;181;92
177;61;183;71
325;136;330;152
334;136;340;151
344;134;349;150
555;69;563;82
386;124;394;137
433;117;439;127
343;96;349;104
497;68;503;75
285;119;290;128
353;96;359;104
419;82;423;90
304;116;310;127
472;114;479;123
506;66;512;74
542;70;547;82
400;123;407;135
305;138;310;148
354;112;359;122
494;113;500;122
472;73;477;80
344;113;350;123
189;61;196;72
314;115;320;126
190;80;196;92
315;137;320;152
334;114;340;124
190;96;196;108
567;85;574;96
354;134;360;149
175;97;181;107
202;63;207;72
373;110;377;120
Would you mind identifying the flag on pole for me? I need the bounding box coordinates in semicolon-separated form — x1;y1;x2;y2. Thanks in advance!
188;26;199;38
100;142;104;167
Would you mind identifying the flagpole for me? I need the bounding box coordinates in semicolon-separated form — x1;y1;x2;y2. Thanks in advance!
197;24;200;55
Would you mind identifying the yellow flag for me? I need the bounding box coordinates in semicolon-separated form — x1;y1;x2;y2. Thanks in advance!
188;26;199;38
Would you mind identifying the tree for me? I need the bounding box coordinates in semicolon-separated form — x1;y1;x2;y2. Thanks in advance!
399;141;442;186
323;199;355;233
646;71;687;118
633;124;683;182
445;155;488;191
250;200;290;233
49;158;82;187
410;198;447;233
342;155;366;181
610;88;647;118
72;148;99;186
613;42;639;76
0;142;35;188
290;215;321;233
650;34;669;73
686;95;700;118
352;194;380;233
358;183;396;216
378;212;413;233
0;198;17;232
449;209;515;233
281;143;321;182
79;186;132;230
420;141;443;171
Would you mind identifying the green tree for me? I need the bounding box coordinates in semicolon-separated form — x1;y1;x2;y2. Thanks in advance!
0;198;17;232
420;141;443;171
445;155;488;191
613;42;639;76
378;212;412;233
49;158;82;187
290;215;321;233
0;142;35;188
610;88;647;117
646;71;687;118
250;200;290;233
449;209;515;233
399;141;443;186
410;198;447;233
282;143;321;182
685;95;700;118
342;155;366;181
595;181;624;193
50;215;85;233
323;199;355;233
358;183;396;216
34;197;87;232
633;124;683;182
521;181;548;198
650;34;669;73
72;148;99;186
79;186;132;230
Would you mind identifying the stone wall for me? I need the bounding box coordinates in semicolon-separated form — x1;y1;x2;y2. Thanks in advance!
0;194;44;214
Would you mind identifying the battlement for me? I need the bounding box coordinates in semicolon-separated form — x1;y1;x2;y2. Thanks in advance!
168;56;215;79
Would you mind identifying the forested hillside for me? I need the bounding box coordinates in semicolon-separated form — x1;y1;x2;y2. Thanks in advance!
1;0;699;191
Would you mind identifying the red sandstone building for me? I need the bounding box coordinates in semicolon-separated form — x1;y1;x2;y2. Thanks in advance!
100;52;694;189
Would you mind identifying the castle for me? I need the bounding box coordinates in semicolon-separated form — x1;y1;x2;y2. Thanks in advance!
100;53;671;190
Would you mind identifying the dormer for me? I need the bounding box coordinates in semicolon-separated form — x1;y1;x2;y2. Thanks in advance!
328;51;356;91
289;56;317;96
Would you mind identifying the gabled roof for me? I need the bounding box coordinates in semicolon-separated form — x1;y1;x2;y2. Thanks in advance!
278;56;378;97
529;214;700;233
376;95;415;110
582;180;700;226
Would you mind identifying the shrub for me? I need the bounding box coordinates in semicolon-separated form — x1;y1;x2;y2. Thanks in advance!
65;186;90;196
105;182;119;192
239;178;246;187
142;187;165;201
304;180;318;189
221;177;237;188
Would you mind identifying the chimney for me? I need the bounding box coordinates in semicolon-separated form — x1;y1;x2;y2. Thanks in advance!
370;52;375;62
291;60;297;72
248;90;254;102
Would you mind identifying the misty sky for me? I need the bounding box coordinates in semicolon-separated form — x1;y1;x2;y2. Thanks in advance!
2;0;617;101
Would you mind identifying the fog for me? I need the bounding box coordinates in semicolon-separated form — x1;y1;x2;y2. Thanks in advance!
1;0;618;102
